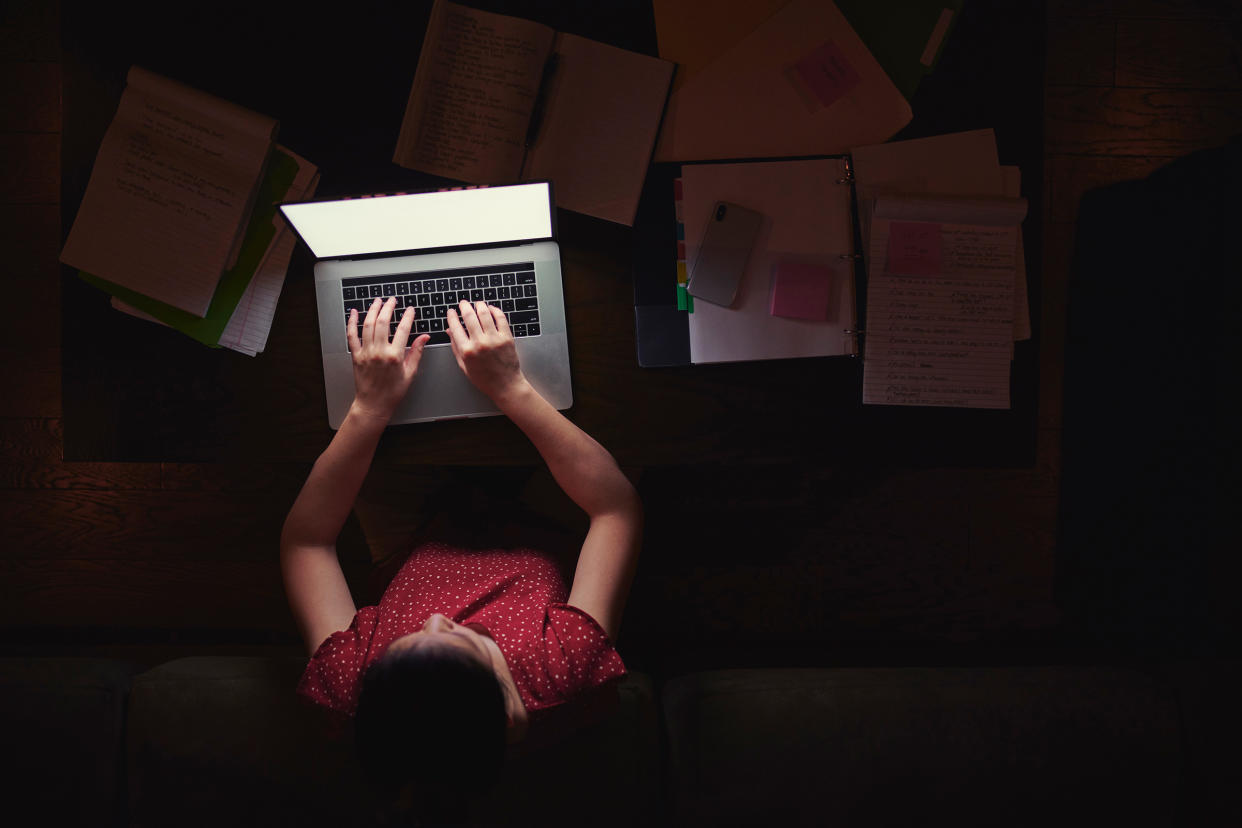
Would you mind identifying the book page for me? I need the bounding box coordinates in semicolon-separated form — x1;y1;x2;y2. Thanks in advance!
393;0;553;184
682;159;856;364
523;33;673;225
862;195;1027;409
60;67;276;317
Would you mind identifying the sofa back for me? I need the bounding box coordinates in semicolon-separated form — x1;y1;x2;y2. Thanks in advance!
0;658;134;827
6;656;1235;826
661;666;1184;826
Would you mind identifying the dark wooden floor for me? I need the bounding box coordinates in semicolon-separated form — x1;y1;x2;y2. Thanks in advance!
2;0;1240;664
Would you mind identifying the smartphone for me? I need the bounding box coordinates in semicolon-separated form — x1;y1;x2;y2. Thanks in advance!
686;201;764;308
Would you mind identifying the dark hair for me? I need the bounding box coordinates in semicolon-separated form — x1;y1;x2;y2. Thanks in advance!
355;641;508;825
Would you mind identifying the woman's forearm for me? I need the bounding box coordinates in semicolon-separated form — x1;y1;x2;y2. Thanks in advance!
497;380;638;518
280;402;388;548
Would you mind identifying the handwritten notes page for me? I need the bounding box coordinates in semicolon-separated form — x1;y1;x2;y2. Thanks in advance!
862;195;1027;409
60;66;277;317
114;148;319;357
393;0;553;184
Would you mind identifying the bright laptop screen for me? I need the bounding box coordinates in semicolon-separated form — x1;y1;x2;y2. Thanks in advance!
279;182;554;259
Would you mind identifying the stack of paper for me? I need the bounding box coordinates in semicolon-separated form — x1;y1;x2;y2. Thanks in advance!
59;66;318;356
850;129;1030;409
109;149;319;356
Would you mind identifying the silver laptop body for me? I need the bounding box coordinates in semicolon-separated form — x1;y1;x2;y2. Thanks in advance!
280;183;572;428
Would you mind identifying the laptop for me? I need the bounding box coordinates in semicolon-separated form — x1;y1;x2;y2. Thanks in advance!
279;182;572;428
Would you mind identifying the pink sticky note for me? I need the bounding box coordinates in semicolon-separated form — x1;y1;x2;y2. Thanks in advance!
887;222;943;276
769;260;834;321
792;40;862;108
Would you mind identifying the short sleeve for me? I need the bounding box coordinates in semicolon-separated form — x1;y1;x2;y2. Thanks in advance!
537;603;627;705
296;605;379;716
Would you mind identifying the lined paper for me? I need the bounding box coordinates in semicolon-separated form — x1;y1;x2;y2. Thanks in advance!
61;66;277;316
114;147;318;356
862;194;1026;409
848;131;1030;344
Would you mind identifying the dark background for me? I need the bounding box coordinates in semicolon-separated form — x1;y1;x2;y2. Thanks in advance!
4;0;1241;670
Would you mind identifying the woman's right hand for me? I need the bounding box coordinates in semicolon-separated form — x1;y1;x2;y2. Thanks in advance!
445;299;530;404
347;297;431;423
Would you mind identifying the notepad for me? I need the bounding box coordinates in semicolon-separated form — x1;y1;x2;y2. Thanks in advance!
60;66;278;317
769;259;835;321
861;194;1027;409
111;146;320;355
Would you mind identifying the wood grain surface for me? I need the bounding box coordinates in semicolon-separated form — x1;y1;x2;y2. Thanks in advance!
4;0;1237;662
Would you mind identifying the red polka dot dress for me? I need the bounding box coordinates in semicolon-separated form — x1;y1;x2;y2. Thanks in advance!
297;541;627;718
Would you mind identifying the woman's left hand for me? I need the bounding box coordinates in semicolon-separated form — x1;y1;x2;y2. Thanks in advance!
347;297;432;422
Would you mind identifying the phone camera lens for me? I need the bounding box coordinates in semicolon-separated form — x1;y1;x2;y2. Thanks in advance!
716;204;727;221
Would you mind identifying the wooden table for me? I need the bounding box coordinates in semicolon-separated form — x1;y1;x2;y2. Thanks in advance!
60;0;1043;468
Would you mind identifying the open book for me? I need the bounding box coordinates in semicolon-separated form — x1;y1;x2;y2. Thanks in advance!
393;0;674;226
60;66;278;317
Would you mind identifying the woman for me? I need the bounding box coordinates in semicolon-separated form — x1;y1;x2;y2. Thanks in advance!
280;297;643;820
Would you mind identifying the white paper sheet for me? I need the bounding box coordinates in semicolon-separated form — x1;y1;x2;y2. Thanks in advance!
861;195;1027;409
113;147;319;356
681;158;857;364
851;129;1030;343
61;66;278;316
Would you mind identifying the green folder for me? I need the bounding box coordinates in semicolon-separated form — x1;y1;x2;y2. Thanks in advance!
835;0;965;100
80;147;300;347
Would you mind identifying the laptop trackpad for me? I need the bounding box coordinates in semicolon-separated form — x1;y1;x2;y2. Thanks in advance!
395;343;499;422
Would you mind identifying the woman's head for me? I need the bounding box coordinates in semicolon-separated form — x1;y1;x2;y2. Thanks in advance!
354;615;509;823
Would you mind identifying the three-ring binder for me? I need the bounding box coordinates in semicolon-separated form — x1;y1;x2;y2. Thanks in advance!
635;154;867;367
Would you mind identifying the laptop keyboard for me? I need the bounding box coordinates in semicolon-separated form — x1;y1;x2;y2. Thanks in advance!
340;262;541;348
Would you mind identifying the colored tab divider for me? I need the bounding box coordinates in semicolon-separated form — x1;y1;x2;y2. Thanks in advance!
673;175;692;312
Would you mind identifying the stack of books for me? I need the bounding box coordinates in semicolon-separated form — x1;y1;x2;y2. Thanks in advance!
59;66;318;356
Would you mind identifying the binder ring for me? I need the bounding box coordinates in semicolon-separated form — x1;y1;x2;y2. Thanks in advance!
837;157;854;184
